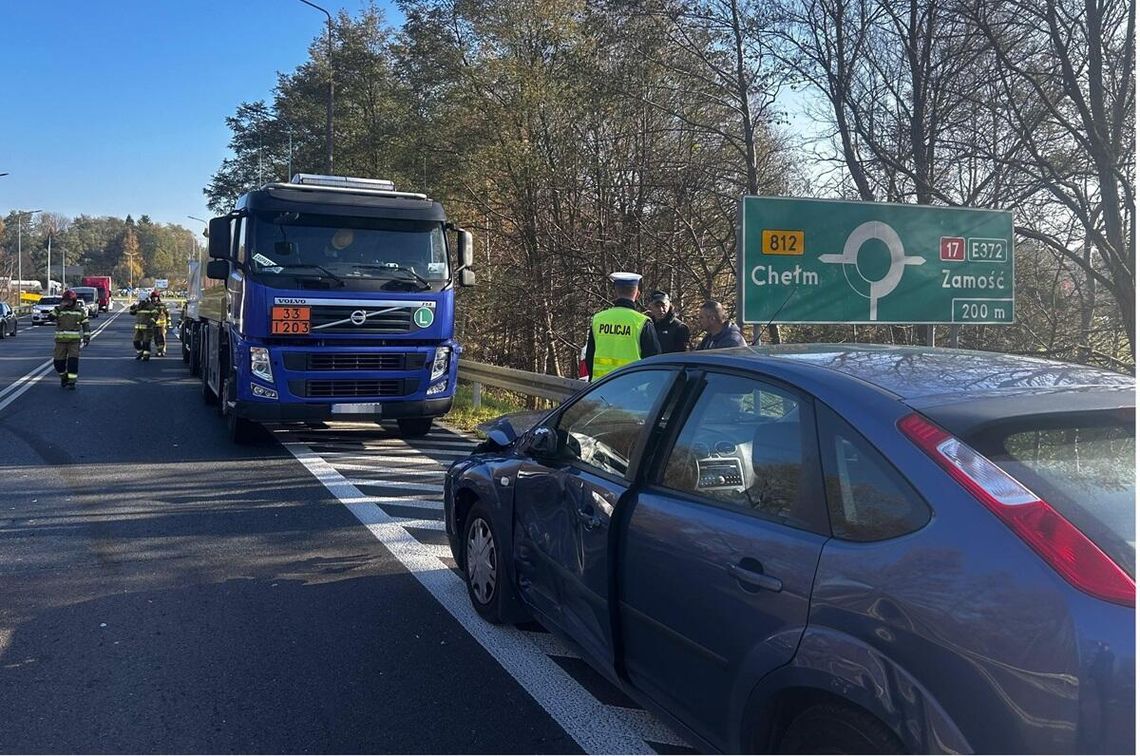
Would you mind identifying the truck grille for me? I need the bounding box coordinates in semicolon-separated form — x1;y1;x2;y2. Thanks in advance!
290;378;418;398
310;306;412;334
282;352;427;372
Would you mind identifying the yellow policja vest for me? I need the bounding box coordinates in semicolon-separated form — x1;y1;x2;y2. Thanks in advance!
591;306;650;380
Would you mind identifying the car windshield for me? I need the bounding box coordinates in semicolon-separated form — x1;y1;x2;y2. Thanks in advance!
39;297;61;305
249;212;448;290
974;409;1135;578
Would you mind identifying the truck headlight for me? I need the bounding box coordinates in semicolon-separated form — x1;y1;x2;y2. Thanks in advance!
250;347;273;382
430;347;451;382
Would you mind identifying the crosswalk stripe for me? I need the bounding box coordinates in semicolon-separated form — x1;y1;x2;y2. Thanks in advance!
348;479;443;492
393;517;446;532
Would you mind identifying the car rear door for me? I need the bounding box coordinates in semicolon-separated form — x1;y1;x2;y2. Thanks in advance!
512;368;680;670
618;370;831;747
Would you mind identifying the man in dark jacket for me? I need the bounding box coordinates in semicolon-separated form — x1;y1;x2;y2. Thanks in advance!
646;290;691;353
696;300;746;350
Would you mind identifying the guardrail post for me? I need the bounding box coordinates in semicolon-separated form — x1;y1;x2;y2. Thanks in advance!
472;381;482;409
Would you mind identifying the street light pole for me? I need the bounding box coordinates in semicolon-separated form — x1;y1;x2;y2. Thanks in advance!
299;0;334;173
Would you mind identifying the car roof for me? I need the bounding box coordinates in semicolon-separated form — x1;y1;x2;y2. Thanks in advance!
642;344;1134;407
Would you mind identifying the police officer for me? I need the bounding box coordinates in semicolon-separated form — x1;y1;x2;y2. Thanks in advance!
129;291;157;360
584;272;661;381
646;290;691;353
53;289;91;389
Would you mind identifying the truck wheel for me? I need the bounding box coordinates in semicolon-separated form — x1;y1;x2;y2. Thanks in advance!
181;327;190;363
223;374;257;444
398;418;433;437
189;331;201;377
201;356;217;405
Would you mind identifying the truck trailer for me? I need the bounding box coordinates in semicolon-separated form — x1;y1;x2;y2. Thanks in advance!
186;174;475;442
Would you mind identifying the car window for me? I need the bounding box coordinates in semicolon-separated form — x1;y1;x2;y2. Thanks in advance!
818;404;931;541
975;411;1135;578
659;372;827;533
554;369;674;479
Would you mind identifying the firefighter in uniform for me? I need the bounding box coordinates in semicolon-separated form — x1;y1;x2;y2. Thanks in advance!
53;289;91;389
584;272;661;381
151;291;170;356
129;291;157;360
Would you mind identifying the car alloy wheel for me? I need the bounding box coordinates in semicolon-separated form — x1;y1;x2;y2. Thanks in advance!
466;517;498;605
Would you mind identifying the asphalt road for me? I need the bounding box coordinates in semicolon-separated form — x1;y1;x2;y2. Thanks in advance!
0;311;689;754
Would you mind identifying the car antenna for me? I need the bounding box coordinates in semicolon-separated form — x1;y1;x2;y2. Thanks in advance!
754;288;797;345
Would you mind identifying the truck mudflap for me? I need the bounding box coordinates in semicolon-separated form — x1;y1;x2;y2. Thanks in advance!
235;396;453;423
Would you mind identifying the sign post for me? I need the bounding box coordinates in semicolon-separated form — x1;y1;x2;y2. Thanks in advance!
739;197;1015;325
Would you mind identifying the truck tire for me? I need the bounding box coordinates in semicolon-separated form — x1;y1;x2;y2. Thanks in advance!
201;350;217;405
398;418;433;437
222;373;257;444
181;325;190;364
189;329;201;377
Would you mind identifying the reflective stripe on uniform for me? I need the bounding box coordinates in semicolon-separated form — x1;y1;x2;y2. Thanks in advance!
590;307;650;380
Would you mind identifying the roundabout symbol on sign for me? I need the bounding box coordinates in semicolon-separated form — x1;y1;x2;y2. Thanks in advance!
818;221;925;321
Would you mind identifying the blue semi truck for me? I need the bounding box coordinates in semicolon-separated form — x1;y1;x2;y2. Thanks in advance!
187;174;475;442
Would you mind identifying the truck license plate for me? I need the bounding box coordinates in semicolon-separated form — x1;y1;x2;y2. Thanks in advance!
331;403;384;415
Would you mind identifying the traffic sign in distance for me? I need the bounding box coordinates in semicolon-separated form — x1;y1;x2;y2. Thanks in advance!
740;197;1015;324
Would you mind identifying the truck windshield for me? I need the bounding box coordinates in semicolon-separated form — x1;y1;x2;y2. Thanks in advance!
248;212;448;290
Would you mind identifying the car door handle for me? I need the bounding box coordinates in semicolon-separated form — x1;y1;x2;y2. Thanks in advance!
728;562;783;593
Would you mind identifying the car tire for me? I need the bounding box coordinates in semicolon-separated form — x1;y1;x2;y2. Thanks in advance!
460;502;522;625
777;702;903;754
10;321;16;337
397;417;433;437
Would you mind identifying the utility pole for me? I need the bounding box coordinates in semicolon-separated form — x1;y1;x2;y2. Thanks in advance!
299;0;334;173
47;234;52;291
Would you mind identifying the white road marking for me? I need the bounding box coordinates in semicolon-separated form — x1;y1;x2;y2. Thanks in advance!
523;630;582;659
0;309;123;413
330;456;455;468
616;708;692;748
392;517;446;532
321;449;468;460
283;441;656;755
348;479;444;492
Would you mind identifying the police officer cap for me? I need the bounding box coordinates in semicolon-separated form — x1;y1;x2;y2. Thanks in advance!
609;271;642;285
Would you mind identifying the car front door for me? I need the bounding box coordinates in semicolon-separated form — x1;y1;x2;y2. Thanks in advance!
512;368;679;670
618;370;831;748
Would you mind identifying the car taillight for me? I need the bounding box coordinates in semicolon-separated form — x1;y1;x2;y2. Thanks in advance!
899;412;1135;607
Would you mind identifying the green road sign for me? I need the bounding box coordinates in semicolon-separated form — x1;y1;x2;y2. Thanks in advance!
739;197;1015;324
413;306;435;328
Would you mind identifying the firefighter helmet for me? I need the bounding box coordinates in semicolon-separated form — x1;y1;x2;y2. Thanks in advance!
149;290;162;301
62;289;78;303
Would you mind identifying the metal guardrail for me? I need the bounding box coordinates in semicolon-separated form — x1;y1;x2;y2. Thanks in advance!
458;359;583;407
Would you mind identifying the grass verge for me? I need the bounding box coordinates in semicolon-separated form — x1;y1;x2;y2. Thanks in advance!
443;383;530;434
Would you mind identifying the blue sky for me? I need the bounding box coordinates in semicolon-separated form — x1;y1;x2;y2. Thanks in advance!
0;0;395;231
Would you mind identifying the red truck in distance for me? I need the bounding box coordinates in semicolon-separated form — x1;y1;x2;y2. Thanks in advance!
81;276;113;312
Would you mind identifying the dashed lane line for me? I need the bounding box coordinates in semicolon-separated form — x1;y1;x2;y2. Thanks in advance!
282;440;657;755
0;309;124;413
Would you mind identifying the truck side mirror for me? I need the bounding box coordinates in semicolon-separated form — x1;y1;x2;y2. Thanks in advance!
206;260;230;280
459;269;476;287
458;229;474;269
208;217;233;260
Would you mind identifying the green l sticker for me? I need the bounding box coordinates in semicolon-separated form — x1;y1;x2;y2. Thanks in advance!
413;306;435;328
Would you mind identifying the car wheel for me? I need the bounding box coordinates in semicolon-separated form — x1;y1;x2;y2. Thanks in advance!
397;417;433;437
777;702;903;754
461;503;522;624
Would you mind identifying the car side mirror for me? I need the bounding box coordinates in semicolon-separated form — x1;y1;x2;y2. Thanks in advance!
208;217;233;260
528;426;559;458
206;259;230;280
